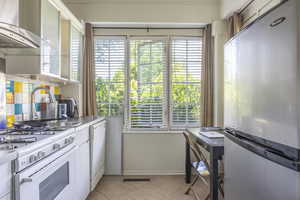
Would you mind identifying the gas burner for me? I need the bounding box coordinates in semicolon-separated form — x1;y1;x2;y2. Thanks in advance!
7;130;56;136
0;143;21;150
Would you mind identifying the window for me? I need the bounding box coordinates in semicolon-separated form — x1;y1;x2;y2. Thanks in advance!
94;37;125;116
129;39;167;128
171;38;202;127
94;35;203;129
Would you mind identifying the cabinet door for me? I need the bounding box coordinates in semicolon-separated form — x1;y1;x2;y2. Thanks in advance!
70;25;82;81
0;162;11;198
41;0;60;76
91;122;106;191
76;141;90;200
94;122;106;171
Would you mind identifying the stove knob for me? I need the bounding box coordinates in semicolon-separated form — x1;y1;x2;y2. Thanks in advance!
65;138;70;144
29;155;37;163
69;137;74;143
37;151;45;159
53;144;60;150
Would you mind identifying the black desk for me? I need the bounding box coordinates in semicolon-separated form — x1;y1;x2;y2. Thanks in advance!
185;128;224;200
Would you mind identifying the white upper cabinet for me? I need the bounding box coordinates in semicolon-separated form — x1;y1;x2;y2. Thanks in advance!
5;0;84;82
41;0;61;76
60;21;83;82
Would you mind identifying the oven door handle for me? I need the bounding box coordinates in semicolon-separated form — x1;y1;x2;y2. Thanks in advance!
20;178;32;185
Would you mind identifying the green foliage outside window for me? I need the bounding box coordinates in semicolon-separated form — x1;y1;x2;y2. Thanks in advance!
95;38;201;127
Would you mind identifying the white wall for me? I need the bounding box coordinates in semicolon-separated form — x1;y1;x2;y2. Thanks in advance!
221;0;249;18
212;20;226;127
63;0;220;23
123;133;185;175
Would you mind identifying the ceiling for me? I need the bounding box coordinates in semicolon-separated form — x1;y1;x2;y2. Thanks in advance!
63;0;220;4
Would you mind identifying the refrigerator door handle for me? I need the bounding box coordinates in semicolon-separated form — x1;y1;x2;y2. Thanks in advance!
270;17;286;27
265;148;286;158
225;130;300;172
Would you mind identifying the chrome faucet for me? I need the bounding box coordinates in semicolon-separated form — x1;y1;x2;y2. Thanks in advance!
30;87;57;120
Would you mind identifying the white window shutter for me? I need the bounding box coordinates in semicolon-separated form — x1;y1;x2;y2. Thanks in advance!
94;37;126;116
171;37;202;127
129;38;168;128
94;35;203;129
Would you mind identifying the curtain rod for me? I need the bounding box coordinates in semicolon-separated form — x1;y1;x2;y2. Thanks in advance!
93;27;204;30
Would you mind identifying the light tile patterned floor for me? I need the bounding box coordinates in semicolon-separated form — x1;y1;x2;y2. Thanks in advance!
87;175;220;200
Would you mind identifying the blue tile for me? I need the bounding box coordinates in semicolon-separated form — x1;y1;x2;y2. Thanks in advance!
15;104;22;115
35;103;41;112
6;80;14;93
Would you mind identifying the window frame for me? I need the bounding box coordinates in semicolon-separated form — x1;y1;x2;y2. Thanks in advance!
127;37;169;129
94;36;127;117
94;34;203;131
169;36;203;128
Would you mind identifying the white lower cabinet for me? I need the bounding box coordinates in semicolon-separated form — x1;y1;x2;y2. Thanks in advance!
90;121;106;191
75;127;91;200
0;162;11;200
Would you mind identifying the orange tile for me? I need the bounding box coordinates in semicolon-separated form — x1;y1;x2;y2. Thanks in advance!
6;92;14;104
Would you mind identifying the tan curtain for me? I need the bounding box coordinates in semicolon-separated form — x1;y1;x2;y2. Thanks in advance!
82;23;97;117
201;24;214;127
226;12;243;40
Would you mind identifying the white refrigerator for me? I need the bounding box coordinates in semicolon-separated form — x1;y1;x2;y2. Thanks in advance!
224;0;300;199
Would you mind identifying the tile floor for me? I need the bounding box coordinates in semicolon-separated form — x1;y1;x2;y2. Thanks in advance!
87;175;222;200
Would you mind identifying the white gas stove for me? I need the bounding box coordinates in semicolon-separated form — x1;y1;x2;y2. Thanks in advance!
0;127;75;171
0;126;77;200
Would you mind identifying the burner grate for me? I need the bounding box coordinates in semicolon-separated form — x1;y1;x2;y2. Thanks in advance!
0;136;37;144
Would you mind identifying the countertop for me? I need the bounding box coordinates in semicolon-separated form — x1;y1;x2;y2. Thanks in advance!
71;116;105;128
60;116;105;131
53;116;105;128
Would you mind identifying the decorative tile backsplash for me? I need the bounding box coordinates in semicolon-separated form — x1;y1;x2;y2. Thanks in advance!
6;79;60;128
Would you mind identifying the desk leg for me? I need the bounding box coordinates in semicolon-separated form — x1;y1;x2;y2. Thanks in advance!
210;148;219;200
185;141;191;184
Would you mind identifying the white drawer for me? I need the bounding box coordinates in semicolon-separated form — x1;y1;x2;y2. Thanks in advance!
0;162;11;198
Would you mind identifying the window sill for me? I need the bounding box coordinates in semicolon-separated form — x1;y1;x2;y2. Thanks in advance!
122;128;198;134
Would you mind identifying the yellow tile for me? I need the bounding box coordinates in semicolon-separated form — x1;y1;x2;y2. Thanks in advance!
6;115;15;128
14;81;23;93
6;92;14;104
54;86;60;95
40;84;46;94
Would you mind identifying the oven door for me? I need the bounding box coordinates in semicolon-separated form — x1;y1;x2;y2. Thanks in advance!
15;146;77;200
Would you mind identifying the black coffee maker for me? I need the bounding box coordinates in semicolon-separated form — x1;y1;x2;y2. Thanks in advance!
58;98;79;119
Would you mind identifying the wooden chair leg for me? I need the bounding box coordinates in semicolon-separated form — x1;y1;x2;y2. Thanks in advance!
185;176;199;195
218;179;224;197
191;188;202;200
